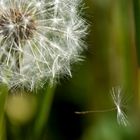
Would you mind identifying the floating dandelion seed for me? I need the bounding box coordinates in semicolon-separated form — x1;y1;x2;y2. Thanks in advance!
75;87;129;126
111;87;129;126
0;0;87;90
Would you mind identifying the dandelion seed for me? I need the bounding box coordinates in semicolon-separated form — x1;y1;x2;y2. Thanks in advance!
111;87;129;126
0;0;87;90
75;86;129;126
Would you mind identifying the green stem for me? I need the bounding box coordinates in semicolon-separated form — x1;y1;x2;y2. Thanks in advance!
133;0;140;66
0;84;8;140
32;83;56;140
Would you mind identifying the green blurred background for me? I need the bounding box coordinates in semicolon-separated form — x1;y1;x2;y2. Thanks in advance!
3;0;140;140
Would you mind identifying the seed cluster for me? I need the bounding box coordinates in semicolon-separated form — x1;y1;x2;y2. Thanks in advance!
0;0;87;90
0;8;36;42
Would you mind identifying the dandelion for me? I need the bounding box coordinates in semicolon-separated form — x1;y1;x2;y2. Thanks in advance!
111;87;129;126
0;0;87;90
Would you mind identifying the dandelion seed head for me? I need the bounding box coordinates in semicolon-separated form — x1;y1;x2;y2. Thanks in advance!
0;0;87;91
111;87;129;126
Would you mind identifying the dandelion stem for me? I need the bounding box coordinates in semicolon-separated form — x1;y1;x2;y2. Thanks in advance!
0;84;8;140
32;83;56;140
133;0;140;66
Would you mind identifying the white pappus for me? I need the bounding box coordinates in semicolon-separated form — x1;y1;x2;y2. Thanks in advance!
111;87;129;126
0;0;88;90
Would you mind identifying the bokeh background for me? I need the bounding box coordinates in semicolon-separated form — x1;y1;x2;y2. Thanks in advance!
3;0;140;140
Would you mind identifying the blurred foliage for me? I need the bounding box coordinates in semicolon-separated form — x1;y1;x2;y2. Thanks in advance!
0;0;140;140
